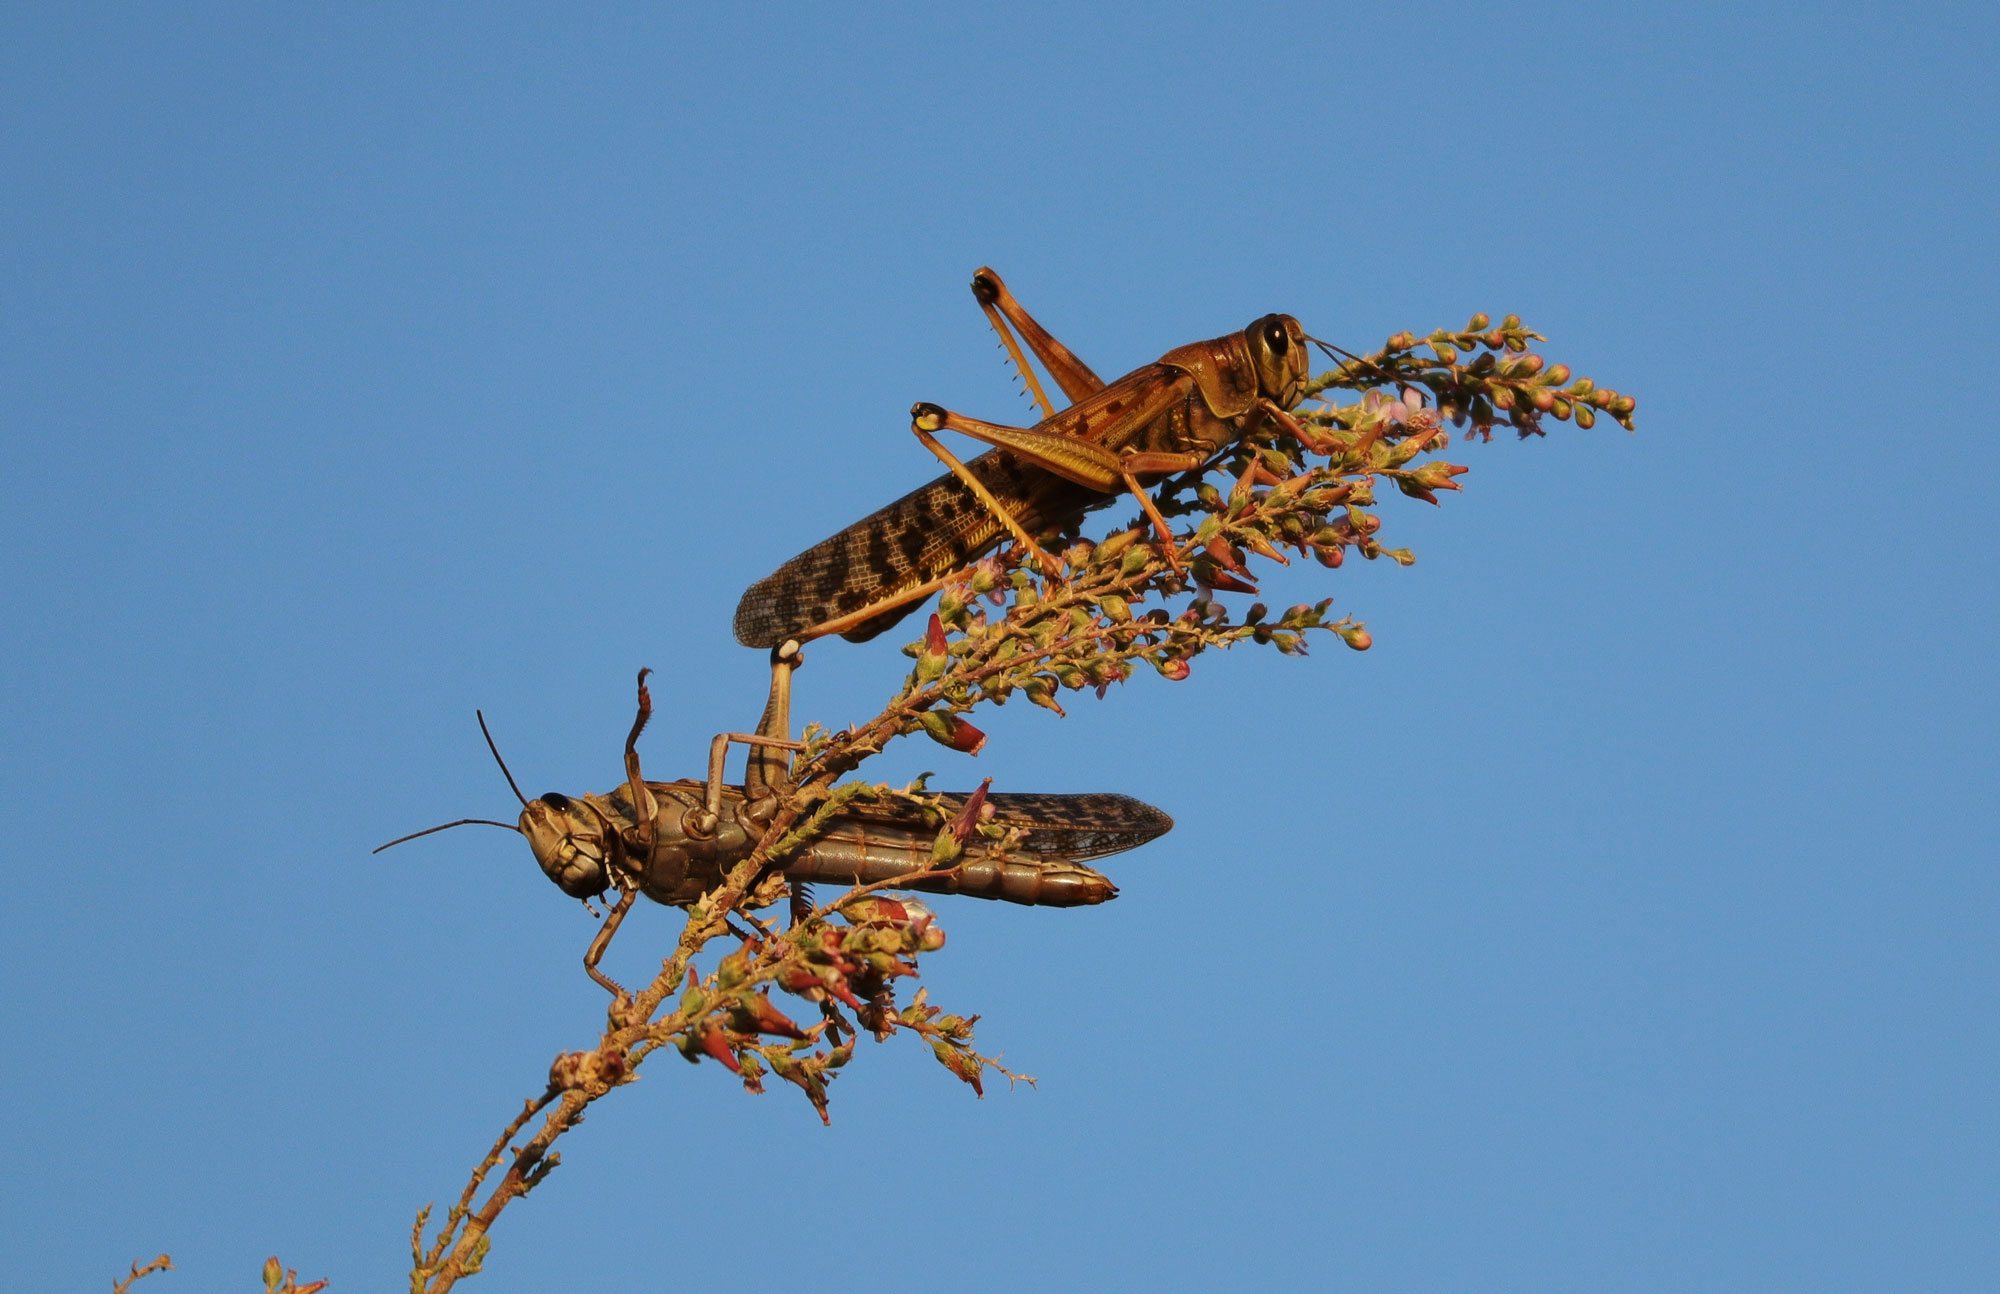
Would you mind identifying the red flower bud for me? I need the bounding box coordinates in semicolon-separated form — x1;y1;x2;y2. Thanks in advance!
931;1040;985;1095
914;613;951;682
774;965;822;997
919;710;987;755
949;778;993;844
698;1022;741;1073
735;993;807;1040
843;896;910;925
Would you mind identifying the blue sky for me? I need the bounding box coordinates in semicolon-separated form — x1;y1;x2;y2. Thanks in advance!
3;3;1995;1290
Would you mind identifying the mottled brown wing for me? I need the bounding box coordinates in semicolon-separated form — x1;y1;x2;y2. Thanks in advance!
732;448;1097;647
839;791;1173;863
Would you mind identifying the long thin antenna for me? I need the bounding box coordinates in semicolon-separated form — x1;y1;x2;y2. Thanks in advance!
373;818;522;854
1296;334;1408;390
477;709;529;806
1306;334;1403;386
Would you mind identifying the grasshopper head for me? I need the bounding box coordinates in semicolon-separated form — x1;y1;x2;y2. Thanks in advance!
519;792;616;898
1246;313;1310;408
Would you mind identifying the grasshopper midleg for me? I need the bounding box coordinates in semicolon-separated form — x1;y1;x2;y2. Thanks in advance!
378;646;1173;995
732;268;1319;649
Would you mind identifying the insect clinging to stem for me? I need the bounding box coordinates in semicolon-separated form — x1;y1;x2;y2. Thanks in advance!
733;267;1343;649
377;643;1173;995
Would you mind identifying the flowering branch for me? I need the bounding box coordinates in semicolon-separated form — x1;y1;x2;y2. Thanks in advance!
407;315;1632;1290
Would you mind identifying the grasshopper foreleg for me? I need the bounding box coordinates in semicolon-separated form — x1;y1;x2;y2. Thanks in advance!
583;887;639;999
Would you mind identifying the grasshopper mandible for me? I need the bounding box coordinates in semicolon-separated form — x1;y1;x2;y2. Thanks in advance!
732;268;1324;648
377;644;1173;995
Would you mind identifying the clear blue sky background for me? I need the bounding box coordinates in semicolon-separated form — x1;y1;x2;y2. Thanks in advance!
4;4;1995;1290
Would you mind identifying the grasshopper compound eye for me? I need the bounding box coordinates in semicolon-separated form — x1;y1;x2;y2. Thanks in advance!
519;797;611;898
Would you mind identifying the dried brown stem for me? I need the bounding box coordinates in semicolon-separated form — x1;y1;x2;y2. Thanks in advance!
111;1254;172;1294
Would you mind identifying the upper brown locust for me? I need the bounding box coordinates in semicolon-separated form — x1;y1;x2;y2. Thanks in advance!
733;268;1323;648
377;645;1172;994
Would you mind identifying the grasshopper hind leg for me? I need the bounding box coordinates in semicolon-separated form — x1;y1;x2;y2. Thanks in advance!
745;640;803;799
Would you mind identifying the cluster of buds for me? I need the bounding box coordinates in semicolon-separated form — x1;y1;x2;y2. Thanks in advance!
666;951;816;1102
1313;313;1636;442
895;988;991;1095
683;895;973;1116
762;899;944;1020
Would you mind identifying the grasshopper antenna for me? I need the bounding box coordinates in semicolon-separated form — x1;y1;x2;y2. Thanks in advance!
1306;335;1406;389
372;710;531;853
372;818;521;853
478;709;529;806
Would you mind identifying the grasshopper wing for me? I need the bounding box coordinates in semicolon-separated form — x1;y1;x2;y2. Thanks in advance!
943;791;1173;861
732;451;1095;648
795;790;1174;907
